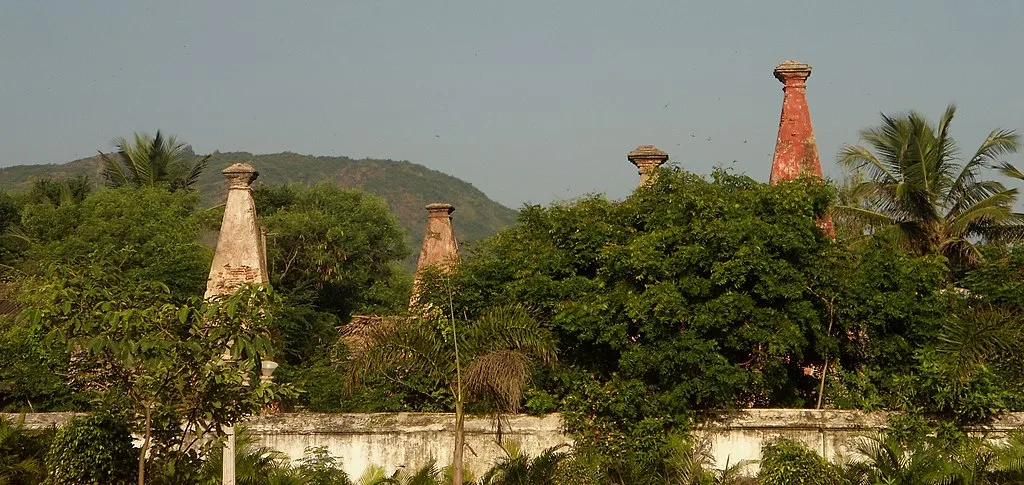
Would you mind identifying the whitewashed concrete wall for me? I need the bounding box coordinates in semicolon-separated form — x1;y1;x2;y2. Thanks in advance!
9;410;1024;478
247;413;568;478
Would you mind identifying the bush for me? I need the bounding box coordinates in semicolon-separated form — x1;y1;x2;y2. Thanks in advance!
45;413;136;485
758;438;839;485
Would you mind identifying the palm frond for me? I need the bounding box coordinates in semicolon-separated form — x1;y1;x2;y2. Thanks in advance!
935;307;1021;383
465;349;530;414
347;317;453;393
947;189;1019;237
394;459;441;485
833;204;900;229
994;430;1024;478
177;154;211;192
967;129;1021;168
977;220;1024;245
997;160;1024;181
99;149;132;188
464;304;557;366
838;144;899;184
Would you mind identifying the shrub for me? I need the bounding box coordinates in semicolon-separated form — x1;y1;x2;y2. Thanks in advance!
758;438;839;485
45;413;136;485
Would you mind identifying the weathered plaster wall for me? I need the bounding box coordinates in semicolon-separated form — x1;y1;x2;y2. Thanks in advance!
247;413;567;478
8;410;1024;477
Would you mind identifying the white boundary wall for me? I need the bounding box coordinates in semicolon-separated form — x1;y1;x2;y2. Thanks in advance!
9;410;1024;478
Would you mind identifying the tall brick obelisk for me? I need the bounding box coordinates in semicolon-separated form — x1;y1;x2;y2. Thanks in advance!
410;203;460;309
206;162;268;298
770;60;835;237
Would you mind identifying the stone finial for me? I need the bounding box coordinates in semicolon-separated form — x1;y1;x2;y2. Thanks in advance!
205;162;268;298
769;60;835;238
628;145;669;187
773;60;812;86
411;203;460;309
425;203;455;218
223;162;259;190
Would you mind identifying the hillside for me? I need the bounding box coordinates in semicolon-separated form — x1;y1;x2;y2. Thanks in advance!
0;152;519;266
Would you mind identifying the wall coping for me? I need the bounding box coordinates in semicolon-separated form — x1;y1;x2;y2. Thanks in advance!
6;409;1024;433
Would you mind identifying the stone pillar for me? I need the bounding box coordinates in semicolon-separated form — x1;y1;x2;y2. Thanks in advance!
410;203;460;309
769;60;835;237
628;145;669;187
205;162;268;298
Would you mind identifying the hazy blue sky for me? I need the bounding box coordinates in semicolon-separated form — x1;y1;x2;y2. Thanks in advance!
2;1;1022;207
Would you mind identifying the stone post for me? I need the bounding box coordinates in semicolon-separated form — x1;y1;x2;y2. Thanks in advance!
628;145;669;187
410;203;460;309
769;60;835;237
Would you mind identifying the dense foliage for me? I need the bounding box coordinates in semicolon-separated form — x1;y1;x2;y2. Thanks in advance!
3;121;1024;482
45;413;136;485
408;167;1024;475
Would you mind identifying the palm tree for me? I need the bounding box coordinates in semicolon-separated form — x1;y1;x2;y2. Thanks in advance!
837;104;1024;268
479;442;568;485
100;130;210;191
991;430;1024;483
202;426;291;485
846;431;953;485
349;303;557;485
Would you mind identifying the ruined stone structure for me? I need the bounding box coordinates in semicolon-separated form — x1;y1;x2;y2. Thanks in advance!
205;162;269;297
409;203;460;308
769;60;835;237
204;162;269;485
628;144;669;187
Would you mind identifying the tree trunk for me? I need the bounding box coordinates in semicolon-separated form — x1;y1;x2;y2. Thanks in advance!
452;399;465;485
138;404;152;485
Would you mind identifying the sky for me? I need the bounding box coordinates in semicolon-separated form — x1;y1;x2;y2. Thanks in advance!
2;1;1023;208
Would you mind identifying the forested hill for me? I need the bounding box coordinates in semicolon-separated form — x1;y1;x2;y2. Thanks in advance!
0;151;519;259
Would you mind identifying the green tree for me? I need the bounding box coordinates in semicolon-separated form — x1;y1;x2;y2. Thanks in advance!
837;104;1024;269
254;183;411;320
18;187;210;299
421;167;962;465
253;183;411;375
26;176;92;206
349;303;556;485
20;265;296;484
100;131;210;192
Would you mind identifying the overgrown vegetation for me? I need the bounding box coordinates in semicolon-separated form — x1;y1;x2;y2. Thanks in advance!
1;109;1023;483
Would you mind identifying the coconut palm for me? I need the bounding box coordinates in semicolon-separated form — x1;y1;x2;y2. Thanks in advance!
349;303;557;485
100;130;210;191
837;104;1024;268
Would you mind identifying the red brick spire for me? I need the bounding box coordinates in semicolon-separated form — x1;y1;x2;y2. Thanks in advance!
770;60;822;183
410;203;460;309
770;60;834;237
